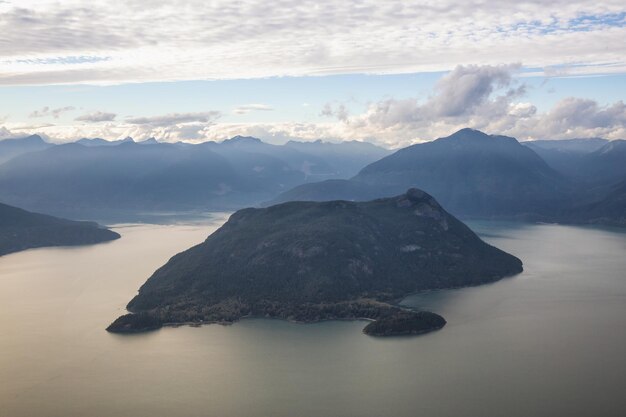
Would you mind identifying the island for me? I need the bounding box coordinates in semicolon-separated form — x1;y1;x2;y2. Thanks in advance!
107;188;523;336
0;202;120;256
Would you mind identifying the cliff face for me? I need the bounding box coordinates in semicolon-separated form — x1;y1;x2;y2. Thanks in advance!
108;188;522;335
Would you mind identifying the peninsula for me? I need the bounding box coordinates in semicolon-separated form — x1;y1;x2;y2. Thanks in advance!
0;202;120;256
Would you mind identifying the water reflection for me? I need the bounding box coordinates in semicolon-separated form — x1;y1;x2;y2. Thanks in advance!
0;218;625;417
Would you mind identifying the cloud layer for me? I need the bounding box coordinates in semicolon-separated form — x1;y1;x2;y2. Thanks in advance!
0;1;624;85
3;65;625;146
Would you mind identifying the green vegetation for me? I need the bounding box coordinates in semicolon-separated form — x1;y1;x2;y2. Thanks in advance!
108;188;522;336
363;310;447;336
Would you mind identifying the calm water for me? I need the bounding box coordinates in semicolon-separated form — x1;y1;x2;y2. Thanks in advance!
0;218;625;417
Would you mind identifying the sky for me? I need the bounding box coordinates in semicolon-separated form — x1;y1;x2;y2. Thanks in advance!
0;0;625;148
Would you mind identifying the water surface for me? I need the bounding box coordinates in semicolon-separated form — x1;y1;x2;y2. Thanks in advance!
0;218;625;417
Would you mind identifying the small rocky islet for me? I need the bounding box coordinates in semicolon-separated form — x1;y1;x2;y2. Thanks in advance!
107;188;523;336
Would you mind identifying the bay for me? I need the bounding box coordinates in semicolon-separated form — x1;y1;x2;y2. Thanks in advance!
0;218;625;417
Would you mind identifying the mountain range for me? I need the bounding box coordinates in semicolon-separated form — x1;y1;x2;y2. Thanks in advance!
0;134;52;164
273;129;626;225
0;135;388;218
272;129;574;219
1;129;624;226
523;138;626;185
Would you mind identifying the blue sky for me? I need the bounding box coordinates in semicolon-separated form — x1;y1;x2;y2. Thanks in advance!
1;0;625;146
2;72;625;123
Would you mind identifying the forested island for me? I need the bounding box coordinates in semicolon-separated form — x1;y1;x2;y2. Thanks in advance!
108;189;522;336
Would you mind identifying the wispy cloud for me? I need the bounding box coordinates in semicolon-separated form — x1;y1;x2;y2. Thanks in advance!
28;106;75;118
233;104;274;115
125;111;221;127
321;103;350;121
74;111;116;122
0;1;624;85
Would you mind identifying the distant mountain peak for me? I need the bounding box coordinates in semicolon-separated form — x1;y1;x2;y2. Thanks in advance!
223;135;263;145
24;134;45;142
138;137;158;145
77;136;135;146
447;128;492;141
0;134;52;164
1;134;47;144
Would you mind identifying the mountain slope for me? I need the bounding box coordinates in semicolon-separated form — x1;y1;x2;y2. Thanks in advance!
207;136;389;180
0;141;302;215
522;138;608;178
107;189;522;335
284;139;391;179
0;202;120;256
577;140;626;184
76;137;135;147
0;136;388;217
566;180;626;226
523;138;608;154
273;128;571;218
523;138;626;185
0;134;53;164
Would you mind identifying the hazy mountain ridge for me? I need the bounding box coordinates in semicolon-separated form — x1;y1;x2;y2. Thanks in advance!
523;138;626;185
0;202;119;256
0;136;388;217
107;189;522;335
564;180;626;226
523;138;609;154
2;130;624;226
272;128;573;219
0;134;52;164
273;129;626;226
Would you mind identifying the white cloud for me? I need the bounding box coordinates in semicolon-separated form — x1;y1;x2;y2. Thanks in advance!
6;65;626;145
511;98;626;139
233;104;274;115
0;1;624;85
321;103;349;121
328;65;626;145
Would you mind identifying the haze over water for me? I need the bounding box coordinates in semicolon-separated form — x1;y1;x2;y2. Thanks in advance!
0;218;625;417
